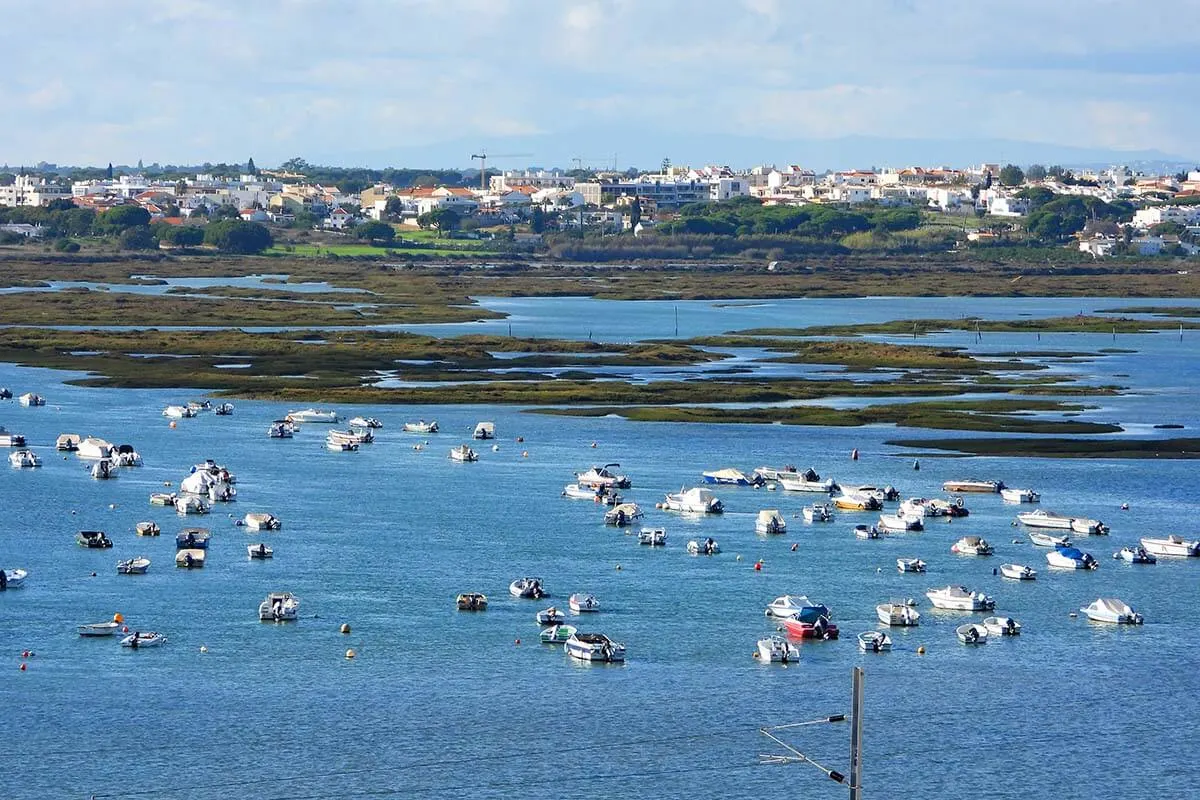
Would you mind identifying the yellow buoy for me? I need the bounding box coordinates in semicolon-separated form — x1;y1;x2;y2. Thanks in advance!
113;612;124;623
340;623;351;634
345;649;356;659
917;646;926;655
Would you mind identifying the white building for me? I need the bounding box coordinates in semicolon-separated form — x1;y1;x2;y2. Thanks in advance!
1132;205;1200;230
709;177;749;201
489;170;574;193
0;174;73;206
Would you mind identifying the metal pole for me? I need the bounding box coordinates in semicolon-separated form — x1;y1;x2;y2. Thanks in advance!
848;667;864;800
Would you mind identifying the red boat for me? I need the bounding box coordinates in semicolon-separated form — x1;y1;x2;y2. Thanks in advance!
782;615;839;640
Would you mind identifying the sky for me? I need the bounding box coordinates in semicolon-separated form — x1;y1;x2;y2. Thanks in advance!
4;0;1200;170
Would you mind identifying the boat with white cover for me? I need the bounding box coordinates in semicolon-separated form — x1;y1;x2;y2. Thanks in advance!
983;616;1022;636
1140;535;1200;558
1115;546;1156;564
149;492;177;507
1029;531;1071;548
175;527;211;550
77;436;114;460
942;479;1004;493
18;392;45;407
175;549;206;568
449;444;478;462
326;438;358;452
664;487;723;514
329;428;373;445
568;593;599;613
686;538;720;555
510;577;546;599
753;465;801;483
757;635;801;663
539;624;576;645
536;607;565;626
116;556;150;575
0;427;25;447
603;502;643;526
91;458;116;480
896;557;926;573
135;521;160;537
755;509;787;534
259;592;300;621
876;602;920;626
564;632;624;662
287;409;338;424
858;631;892;652
926;585;995;611
879;513;923;533
802;503;833;523
267;420;295;438
350;416;384;429
951;536;994;556
563;483;619;504
402;419;437;433
637;528;667;546
472;421;495;440
162;405;194;419
765;595;830;622
1046;546;1099;570
1069;517;1109;535
1001;488;1040;503
702;468;762;487
1081;597;1143;624
121;631;166;648
1;568;28;589
56;433;81;451
899;498;938;518
244;512;281;531
576;463;632;489
848;485;898;503
9;449;40;468
833;492;882;512
855;524;884;540
175;495;210;515
248;543;273;559
999;563;1037;580
957;623;988;644
78;621;120;637
114;444;142;467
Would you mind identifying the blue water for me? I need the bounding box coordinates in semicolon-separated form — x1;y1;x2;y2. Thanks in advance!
1;294;1199;799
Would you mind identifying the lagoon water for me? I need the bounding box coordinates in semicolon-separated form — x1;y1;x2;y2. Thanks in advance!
2;297;1199;799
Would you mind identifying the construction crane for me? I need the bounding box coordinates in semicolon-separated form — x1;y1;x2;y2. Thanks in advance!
470;151;533;191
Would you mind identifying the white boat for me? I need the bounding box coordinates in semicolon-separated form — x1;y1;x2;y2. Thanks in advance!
91;458;116;480
927;498;969;518
755;509;787;534
664;487;723;514
926;585;995;611
175;527;211;549
175;548;206;568
855;524;885;540
402;419;437;433
539;623;576;645
1018;509;1083;530
287;409;338;424
802;503;833;524
149;492;177;507
999;563;1037;580
563;483;617;502
576;463;631;489
55;433;81;451
8;449;40;468
0;388;8;399
832;492;882;512
76;530;113;548
1081;597;1144;624
134;521;160;537
121;631;166;648
1115;546;1156;564
77;436;114;460
267;419;295;438
776;468;837;493
1001;488;1040;503
765;595;830;621
757;635;801;663
1;568;28;589
329;428;373;445
174;495;210;515
187;400;211;413
1046;546;1099;570
637;528;667;546
753;465;800;483
896;557;926;573
942;479;1004;493
957;623;988;645
983;616;1022;636
536;607;566;626
471;421;495;440
114;444;142;467
1140;535;1200;558
899;498;938;518
78;621;120;637
1070;517;1109;535
350;416;384;429
162;404;194;419
603;502;643;526
116;556;150;575
701;468;762;487
244;512;282;531
248;543;274;559
449;444;478;462
686;538;720;555
259;592;300;621
455;592;488;611
510;577;546;599
18;392;45;407
950;536;994;556
569;593;599;613
879;513;923;532
850;484;899;502
858;631;892;652
564;632;624;662
876;602;920;626
0;427;25;447
1029;531;1071;548
326;437;359;452
214;403;234;415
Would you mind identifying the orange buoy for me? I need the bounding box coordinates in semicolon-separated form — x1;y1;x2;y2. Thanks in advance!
113;613;124;623
754;560;763;571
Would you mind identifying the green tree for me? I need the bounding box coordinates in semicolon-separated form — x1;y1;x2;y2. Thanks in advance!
247;157;257;175
118;226;159;250
46;198;76;212
105;163;113;180
157;224;204;247
1025;164;1047;181
211;204;241;220
383;196;404;220
355;220;395;244
53;238;81;253
99;205;151;229
427;207;460;236
203;220;273;254
529;206;547;234
629;198;642;230
998;164;1025;186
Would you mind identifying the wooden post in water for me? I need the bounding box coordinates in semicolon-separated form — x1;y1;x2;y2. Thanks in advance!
849;667;864;800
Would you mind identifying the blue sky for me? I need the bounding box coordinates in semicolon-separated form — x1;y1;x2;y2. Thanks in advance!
4;0;1199;169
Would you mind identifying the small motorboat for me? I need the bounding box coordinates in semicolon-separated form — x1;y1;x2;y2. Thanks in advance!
782;614;839;640
149;492;177;507
957;623;988;645
776;473;839;494
576;463;632;490
757;635;801;663
663;487;723;514
403;419;438;434
879;513;923;533
56;433;81;452
801;503;834;524
898;498;942;518
259;592;300;621
753;465;800;483
0;427;25;447
8;449;40;468
329;428;373;446
116;556;151;575
569;593;600;613
77;436;114;460
563;483;614;502
248;543;274;559
267;420;295;439
18;392;46;407
449;444;478;462
91;458;116;480
1001;488;1040;503
1081;597;1143;624
1139;535;1200;558
78;621;120;637
603;502;643;526
951;536;994;556
326;438;359;452
243;512;281;531
857;631;892;652
175;549;205;568
1029;531;1071;548
350;416;384;429
0;388;9;399
896;557;926;573
637;528;667;546
564;632;625;662
999;563;1037;580
766;595;830;622
536;607;565;626
510;577;546;599
539;624;577;645
114;445;142;467
121;631;167;648
1114;546;1156;564
926;585;995;611
755;509;787;534
942;479;1004;493
855;524;885;540
1;568;28;589
174;495;210;515
456;592;488;611
876;602;920;626
214;403;234;416
187;400;212;413
1045;546;1099;570
701;468;762;487
926;498;969;518
76;530;113;549
686;538;720;556
833;492;882;512
287;408;339;424
1070;517;1109;536
1017;509;1076;530
983;616;1022;636
162;404;195;419
175;527;211;550
471;421;495;440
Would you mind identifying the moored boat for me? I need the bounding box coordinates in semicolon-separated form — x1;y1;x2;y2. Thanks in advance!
456;592;488;611
90;458;116;480
78;621;120;637
214;403;234;415
926;585;994;611
833;492;882;512
568;593;600;613
1139;535;1200;558
114;444;142;467
267;420;295;439
1001;488;1040;503
8;449;40;468
472;421;495;440
149;492;177;507
116;556;150;575
999;563;1037;580
1018;509;1077;530
287;408;339;424
259;592;300;621
603;502;643;526
755;509;787;534
942;479;1004;493
176;527;211;549
686;538;720;555
0;427;26;447
329;428;373;445
576;463;631;489
896;557;926;573
326;437;359;452
449;444;478;462
664;487;723;514
162;404;194;419
876;602;920;626
536;607;565;626
77;436;114;460
801;503;833;523
134;521;160;537
248;543;273;559
76;530;113;549
56;433;81;451
510;577;546;599
776;470;838;493
1046;546;1099;570
781;614;839;640
18;392;45;407
175;549;206;568
983;616;1022;636
879;513;923;533
564;632;625;662
350;416;384;429
957;623;988;645
858;631;892;652
243;512;281;531
637;528;667;546
757;635;801;663
701;468;762;487
121;631;166;648
402;419;437;433
1081;597;1143;624
855;524;885;540
1070;517;1109;535
766;594;831;622
927;498;970;518
1029;531;1071;548
539;624;577;645
174;495;210;515
1;568;28;589
950;536;994;556
1115;546;1156;564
